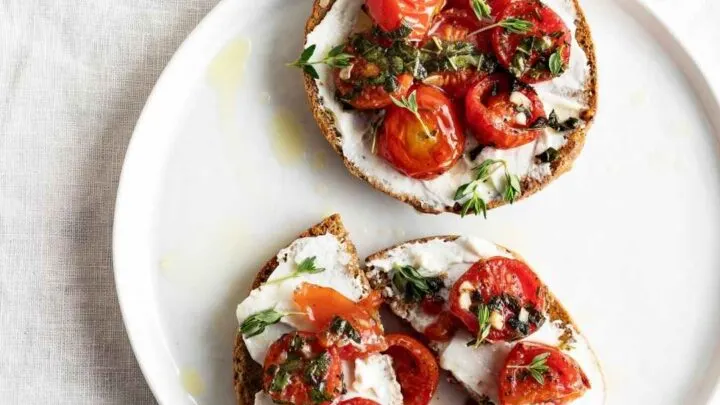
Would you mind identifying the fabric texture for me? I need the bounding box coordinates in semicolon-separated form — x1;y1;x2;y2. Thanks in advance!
0;0;718;404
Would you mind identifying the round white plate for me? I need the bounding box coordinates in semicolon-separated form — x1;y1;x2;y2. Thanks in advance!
113;0;720;404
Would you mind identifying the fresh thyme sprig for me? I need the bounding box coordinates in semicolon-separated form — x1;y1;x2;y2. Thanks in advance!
471;0;492;20
454;159;522;217
266;257;325;285
507;352;551;384
391;264;443;303
467;304;491;348
470;18;534;36
390;90;435;138
239;308;306;338
289;44;354;79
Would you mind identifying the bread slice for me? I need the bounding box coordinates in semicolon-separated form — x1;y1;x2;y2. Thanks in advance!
232;214;366;405
303;0;598;214
364;236;605;403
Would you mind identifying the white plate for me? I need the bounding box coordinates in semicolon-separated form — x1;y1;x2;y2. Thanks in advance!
113;0;720;404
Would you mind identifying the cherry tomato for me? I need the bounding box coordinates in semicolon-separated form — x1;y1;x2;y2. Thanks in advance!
499;342;591;405
448;257;546;342
263;332;343;405
383;334;440;405
293;283;387;359
465;72;545;149
423;311;459;342
333;38;414;110
491;0;571;83
337;399;381;405
366;0;446;41
422;8;493;99
421;295;445;315
377;84;465;179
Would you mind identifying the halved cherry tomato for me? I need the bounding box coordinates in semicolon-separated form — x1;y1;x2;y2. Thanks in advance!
366;0;446;41
337;399;381;405
423;311;459;342
333;39;414;110
491;0;571;83
383;334;439;405
422;8;493;99
377;84;465;179
449;257;546;342
293;283;387;359
499;342;591;405
465;72;545;149
263;332;343;405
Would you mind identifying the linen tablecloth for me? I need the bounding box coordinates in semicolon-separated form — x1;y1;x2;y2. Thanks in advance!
0;1;718;404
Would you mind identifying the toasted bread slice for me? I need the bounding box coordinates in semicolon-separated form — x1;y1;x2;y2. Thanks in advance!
232;214;366;405
303;0;598;214
364;236;605;403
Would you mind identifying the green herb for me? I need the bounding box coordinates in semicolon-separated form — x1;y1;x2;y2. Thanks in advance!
304;352;331;386
266;256;325;285
390;90;435;138
328;316;361;343
240;308;306;338
269;358;302;392
470;18;533;36
309;388;333;403
454;159;522;217
471;0;492;21
547;110;580;132
536;147;558;163
467;304;491;348
391;264;443;303
507;352;551;384
289;44;354;79
548;47;565;76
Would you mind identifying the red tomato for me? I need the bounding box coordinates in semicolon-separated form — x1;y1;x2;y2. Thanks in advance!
293;283;387;359
465;72;545;149
499;342;591;405
333;41;414;110
263;332;343;405
423;8;493;99
448;257;546;342
383;334;440;405
377;84;465;179
421;296;445;315
491;0;571;83
366;0;446;41
337;399;381;405
423;311;459;342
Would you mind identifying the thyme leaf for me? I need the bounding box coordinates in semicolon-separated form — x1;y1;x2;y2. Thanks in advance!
391;264;443;303
239;308;305;338
507;352;551;385
470;18;533;36
467;304;491;348
289;44;354;79
471;0;492;21
266;256;325;285
390;90;435;138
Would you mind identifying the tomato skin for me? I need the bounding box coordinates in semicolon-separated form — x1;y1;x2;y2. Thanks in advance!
366;0;446;41
377;84;465;179
293;283;387;359
337;399;381;405
263;332;343;405
448;257;546;342
491;0;572;83
423;311;459;342
499;342;591;405
465;72;545;149
383;334;440;405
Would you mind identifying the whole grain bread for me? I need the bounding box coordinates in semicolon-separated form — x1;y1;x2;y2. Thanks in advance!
364;235;596;403
303;0;598;214
232;214;366;405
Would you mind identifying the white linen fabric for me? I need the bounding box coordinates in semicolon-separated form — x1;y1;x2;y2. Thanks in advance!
0;0;718;404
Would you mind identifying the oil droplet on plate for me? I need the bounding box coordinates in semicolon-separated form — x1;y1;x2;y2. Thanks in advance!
207;38;252;130
270;109;306;165
180;367;205;396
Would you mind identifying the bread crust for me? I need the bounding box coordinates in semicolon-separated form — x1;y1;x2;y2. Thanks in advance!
303;0;598;214
232;214;364;405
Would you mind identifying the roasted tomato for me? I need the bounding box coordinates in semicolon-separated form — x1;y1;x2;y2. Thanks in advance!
491;0;571;83
333;36;414;110
423;311;459;342
465;72;545;149
377;85;465;179
499;342;591;405
337;399;381;405
293;283;387;359
422;8;494;99
263;332;343;405
448;257;546;343
366;0;446;41
383;334;440;405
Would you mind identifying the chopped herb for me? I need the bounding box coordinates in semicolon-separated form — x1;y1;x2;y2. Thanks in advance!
270;368;291;392
471;0;492;21
304;352;331;386
467;304;491;348
310;388;333;403
507;352;551;384
328;316;361;344
289;334;306;352
536;147;558;163
390;90;435;138
391;264;443;303
239;308;305;338
547;110;580;132
266;257;325;285
289;44;354;79
548;47;565;76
